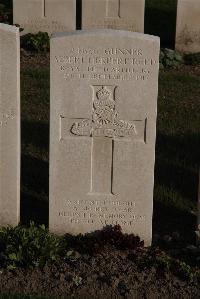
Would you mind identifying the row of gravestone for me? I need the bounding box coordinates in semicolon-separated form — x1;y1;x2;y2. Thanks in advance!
1;22;200;246
13;0;200;53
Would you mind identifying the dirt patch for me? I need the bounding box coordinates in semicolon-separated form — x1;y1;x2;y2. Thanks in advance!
0;225;199;298
0;246;199;299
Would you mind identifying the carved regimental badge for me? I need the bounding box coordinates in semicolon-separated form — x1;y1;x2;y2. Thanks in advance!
61;85;147;195
71;85;136;139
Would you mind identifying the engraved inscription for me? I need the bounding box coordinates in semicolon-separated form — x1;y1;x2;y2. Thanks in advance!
58;199;146;226
19;0;69;33
55;47;159;81
87;19;138;31
20;18;68;32
177;25;200;47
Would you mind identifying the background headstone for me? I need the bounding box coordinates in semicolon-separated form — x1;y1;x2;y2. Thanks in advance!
176;0;200;53
0;23;20;226
82;0;145;32
50;30;160;245
13;0;76;35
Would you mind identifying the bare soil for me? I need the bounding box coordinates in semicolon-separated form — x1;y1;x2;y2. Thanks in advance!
0;246;199;299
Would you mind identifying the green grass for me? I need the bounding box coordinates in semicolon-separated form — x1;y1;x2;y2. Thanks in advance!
153;69;200;240
0;223;61;269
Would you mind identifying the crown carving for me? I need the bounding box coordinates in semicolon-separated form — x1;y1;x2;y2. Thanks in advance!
96;87;111;101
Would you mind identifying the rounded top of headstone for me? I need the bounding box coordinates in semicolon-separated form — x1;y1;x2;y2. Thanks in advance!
51;29;160;43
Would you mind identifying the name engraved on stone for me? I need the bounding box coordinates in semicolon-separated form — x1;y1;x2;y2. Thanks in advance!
55;47;158;82
60;85;147;195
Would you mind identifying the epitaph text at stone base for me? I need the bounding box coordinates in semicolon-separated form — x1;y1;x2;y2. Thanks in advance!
49;30;160;245
0;23;20;226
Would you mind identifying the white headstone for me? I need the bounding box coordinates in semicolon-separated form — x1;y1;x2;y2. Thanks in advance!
82;0;145;32
176;0;200;53
49;30;160;245
13;0;76;35
0;23;20;226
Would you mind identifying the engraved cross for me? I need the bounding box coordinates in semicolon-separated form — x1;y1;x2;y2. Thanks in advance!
61;85;146;196
43;0;46;18
106;0;121;18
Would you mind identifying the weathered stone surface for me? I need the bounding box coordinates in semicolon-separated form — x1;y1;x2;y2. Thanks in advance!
0;23;20;226
13;0;76;35
82;0;145;32
176;0;200;53
49;30;160;245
